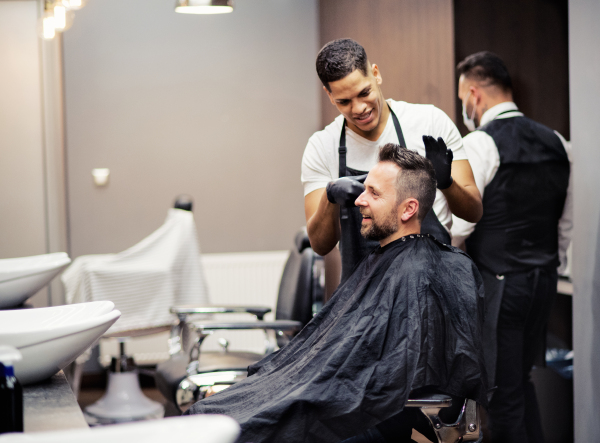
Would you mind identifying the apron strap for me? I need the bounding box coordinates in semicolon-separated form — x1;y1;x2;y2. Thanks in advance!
339;125;348;219
338;104;404;177
389;106;406;148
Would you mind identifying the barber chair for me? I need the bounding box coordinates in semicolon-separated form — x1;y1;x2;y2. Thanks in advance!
156;230;482;443
155;228;324;410
404;394;481;442
64;196;209;425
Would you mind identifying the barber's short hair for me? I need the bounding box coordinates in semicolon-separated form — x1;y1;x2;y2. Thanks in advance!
378;143;437;222
456;51;512;92
316;39;369;92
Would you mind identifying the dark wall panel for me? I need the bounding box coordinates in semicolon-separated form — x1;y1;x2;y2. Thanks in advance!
319;0;456;128
454;0;569;138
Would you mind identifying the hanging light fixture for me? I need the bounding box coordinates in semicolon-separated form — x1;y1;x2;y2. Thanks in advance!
38;0;83;40
175;0;233;15
53;2;67;29
42;11;56;40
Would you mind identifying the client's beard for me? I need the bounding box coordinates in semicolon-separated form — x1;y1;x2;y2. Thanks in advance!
360;207;399;242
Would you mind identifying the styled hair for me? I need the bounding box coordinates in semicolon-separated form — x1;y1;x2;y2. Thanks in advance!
456;51;513;92
378;143;437;222
316;39;369;92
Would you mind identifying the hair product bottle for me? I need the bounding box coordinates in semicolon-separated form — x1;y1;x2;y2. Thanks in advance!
0;346;23;434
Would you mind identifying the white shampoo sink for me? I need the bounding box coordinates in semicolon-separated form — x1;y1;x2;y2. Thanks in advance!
0;301;120;384
0;252;71;309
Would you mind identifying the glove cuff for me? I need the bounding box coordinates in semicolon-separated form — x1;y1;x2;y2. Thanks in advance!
325;182;336;204
438;176;454;190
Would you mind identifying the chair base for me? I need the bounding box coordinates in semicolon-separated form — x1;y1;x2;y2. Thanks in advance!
84;371;164;426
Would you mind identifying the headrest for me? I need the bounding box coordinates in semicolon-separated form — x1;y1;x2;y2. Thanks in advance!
173;195;193;212
294;227;311;253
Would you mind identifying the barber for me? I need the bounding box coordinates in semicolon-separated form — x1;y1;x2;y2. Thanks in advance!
451;51;572;443
302;39;482;285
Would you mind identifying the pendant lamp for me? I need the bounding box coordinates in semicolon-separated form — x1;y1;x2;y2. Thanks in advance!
175;0;233;14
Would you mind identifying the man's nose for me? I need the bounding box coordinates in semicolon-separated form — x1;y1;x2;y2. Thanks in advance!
355;191;366;207
352;99;367;116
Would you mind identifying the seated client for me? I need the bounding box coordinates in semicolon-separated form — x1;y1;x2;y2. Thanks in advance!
186;144;488;443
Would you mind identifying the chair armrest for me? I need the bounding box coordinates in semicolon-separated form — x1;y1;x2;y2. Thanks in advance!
405;393;453;408
192;320;302;332
171;305;272;320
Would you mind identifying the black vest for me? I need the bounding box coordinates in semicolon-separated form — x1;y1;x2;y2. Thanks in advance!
465;116;570;275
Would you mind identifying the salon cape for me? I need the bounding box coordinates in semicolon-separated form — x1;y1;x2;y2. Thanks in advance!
186;234;488;443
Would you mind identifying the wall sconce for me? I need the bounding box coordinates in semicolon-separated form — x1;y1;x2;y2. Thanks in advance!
92;168;110;187
175;0;233;15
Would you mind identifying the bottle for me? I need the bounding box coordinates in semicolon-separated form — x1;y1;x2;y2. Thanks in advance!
0;345;23;434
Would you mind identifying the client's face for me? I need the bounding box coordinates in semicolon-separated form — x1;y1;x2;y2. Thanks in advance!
355;162;400;242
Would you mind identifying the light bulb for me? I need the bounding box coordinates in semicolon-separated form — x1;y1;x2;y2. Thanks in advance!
43;15;56;40
54;4;66;30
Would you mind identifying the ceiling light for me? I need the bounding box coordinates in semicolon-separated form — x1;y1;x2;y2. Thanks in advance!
175;0;233;14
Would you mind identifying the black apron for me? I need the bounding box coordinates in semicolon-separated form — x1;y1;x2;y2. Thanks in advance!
338;105;451;284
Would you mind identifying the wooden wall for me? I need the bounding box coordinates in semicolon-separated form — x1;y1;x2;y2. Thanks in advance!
454;0;570;138
319;0;456;128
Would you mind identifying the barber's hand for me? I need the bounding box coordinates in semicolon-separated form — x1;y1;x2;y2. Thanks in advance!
423;135;453;190
326;174;367;207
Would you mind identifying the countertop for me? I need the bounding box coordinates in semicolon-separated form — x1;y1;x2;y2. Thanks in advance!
23;371;89;433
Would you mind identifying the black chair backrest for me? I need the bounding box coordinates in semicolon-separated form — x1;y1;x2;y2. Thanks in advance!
275;229;323;326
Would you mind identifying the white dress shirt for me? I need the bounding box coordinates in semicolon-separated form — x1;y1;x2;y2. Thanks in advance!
451;102;573;274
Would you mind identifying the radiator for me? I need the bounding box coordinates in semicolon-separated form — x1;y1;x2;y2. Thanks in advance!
100;250;289;365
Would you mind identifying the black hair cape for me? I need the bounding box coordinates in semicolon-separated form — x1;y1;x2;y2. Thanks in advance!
186;234;488;442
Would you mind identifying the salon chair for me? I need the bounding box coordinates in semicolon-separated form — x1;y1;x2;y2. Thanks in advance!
69;196;209;425
404;394;481;442
157;230;482;443
155;228;324;410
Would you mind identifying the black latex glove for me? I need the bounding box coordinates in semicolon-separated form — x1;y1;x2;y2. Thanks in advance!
423;135;454;190
326;174;367;207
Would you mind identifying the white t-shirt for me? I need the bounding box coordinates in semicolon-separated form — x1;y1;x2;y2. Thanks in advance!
301;99;467;233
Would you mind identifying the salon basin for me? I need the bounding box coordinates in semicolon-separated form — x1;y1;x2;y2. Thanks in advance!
0;301;120;385
0;252;71;309
0;415;240;443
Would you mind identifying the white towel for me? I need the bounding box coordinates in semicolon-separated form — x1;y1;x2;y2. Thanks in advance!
62;209;209;334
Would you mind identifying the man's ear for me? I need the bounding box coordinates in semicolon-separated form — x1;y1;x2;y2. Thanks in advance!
400;198;419;222
470;85;480;105
324;86;336;106
371;63;382;85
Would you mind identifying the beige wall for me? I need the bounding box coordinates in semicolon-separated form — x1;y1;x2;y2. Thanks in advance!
0;1;67;307
319;0;456;128
62;0;320;257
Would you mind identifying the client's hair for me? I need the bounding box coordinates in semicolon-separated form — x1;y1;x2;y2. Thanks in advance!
456;51;512;93
316;38;369;92
378;143;437;222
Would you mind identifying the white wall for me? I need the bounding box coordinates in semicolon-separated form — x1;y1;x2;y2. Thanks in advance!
569;0;600;440
62;0;320;257
0;1;46;262
0;1;68;307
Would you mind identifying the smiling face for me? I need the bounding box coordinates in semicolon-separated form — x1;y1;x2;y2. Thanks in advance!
326;66;388;141
355;162;401;244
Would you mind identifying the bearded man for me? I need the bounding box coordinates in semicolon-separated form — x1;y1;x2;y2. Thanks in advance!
186;144;487;443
